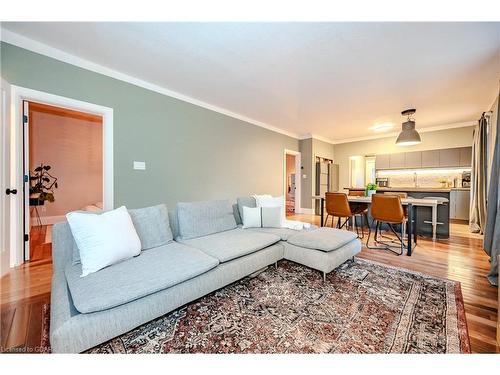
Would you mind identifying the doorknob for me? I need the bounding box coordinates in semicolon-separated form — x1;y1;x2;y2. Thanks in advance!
5;188;17;195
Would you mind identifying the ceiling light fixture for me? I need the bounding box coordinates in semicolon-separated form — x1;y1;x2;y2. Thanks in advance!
370;122;394;132
396;109;421;146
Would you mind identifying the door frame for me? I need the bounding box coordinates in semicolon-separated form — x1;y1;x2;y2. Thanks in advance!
283;149;301;214
10;85;114;266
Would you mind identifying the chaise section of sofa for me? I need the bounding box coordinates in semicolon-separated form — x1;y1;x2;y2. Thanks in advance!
236;196;362;280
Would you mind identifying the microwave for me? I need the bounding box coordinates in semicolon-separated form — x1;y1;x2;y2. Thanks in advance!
376;177;390;187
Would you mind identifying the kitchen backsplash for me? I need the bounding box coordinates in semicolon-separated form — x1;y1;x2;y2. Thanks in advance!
377;170;467;188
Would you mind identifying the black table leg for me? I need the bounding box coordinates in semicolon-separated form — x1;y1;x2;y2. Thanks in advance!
407;203;413;256
320;198;324;227
414;207;418;244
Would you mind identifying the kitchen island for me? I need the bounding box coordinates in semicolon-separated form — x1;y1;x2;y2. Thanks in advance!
345;187;469;239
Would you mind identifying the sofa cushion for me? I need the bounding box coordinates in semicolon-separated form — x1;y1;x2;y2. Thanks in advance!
180;228;280;263
287;227;357;252
128;204;174;250
65;242;219;313
245;227;303;241
237;196;256;222
176;200;237;240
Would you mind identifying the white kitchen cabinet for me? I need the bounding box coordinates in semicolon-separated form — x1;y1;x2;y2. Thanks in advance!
450;189;470;221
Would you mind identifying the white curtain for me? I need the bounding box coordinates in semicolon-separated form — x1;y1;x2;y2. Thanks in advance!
469;116;488;233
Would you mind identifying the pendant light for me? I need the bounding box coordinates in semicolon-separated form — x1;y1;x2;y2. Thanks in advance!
396;108;421;146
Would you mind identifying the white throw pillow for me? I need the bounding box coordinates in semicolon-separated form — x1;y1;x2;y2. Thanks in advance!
242;206;262;228
255;195;285;225
66;206;141;277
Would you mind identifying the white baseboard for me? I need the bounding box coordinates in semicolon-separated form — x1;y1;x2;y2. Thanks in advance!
32;215;67;226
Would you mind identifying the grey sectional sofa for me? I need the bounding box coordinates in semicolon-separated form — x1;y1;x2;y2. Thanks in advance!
50;197;361;353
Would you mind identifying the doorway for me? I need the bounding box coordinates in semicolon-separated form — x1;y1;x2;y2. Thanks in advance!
284;150;301;216
6;85;114;268
25;102;104;263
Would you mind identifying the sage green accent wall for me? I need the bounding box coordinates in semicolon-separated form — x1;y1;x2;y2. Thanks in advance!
1;42;298;209
332;126;475;192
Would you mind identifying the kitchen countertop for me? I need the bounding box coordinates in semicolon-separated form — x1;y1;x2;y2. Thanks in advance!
346;187;470;193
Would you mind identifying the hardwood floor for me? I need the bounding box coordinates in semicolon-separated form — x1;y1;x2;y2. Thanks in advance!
1;226;52;353
1;220;498;353
289;213;499;353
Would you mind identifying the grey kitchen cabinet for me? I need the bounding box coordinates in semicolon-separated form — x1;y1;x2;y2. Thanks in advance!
389;153;405;169
405;151;422;168
375;154;390;169
450;189;470;221
439;148;460;167
459;147;472;167
421;150;440;168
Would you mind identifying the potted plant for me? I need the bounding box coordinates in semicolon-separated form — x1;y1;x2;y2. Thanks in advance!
365;183;378;197
29;164;58;206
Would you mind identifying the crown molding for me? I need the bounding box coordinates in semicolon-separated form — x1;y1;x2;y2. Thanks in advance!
0;29;479;145
298;133;336;144
0;28;301;139
329;121;477;144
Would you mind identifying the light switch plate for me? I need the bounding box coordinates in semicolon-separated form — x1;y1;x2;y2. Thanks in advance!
133;161;146;170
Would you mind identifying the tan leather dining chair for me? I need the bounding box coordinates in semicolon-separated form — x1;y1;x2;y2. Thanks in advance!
383;192;408;216
325;192;367;238
367;194;407;255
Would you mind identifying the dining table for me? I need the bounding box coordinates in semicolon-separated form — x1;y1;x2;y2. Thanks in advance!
312;194;442;256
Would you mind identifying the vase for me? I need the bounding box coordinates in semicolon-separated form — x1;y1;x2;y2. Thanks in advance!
366;190;376;197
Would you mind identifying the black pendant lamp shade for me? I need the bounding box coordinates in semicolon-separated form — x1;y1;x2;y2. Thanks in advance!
396;109;421;146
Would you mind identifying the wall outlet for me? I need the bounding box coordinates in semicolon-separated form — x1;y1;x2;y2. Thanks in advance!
303;174;307;179
133;161;146;170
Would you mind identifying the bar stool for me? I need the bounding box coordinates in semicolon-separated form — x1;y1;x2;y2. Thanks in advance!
325;192;368;238
367;194;408;255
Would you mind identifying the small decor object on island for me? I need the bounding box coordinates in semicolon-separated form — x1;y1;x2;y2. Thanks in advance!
437;178;449;188
365;183;378;197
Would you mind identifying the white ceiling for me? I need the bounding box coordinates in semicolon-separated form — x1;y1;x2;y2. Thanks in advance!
2;22;500;142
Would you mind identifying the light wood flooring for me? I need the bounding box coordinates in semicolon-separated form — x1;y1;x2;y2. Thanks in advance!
1;219;498;353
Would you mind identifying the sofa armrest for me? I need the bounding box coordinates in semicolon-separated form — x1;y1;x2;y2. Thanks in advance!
52;222;74;274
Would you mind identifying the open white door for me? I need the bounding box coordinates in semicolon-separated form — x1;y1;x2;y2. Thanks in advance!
22;100;30;261
1;78;12;276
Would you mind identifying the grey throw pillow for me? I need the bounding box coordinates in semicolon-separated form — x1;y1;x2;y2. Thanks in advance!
128;204;174;250
176;199;237;240
261;207;282;228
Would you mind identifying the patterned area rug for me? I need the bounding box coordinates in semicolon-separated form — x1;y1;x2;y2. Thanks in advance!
42;259;470;353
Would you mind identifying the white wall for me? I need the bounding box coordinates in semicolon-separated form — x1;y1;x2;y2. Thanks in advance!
333;126;475;192
29;110;103;219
